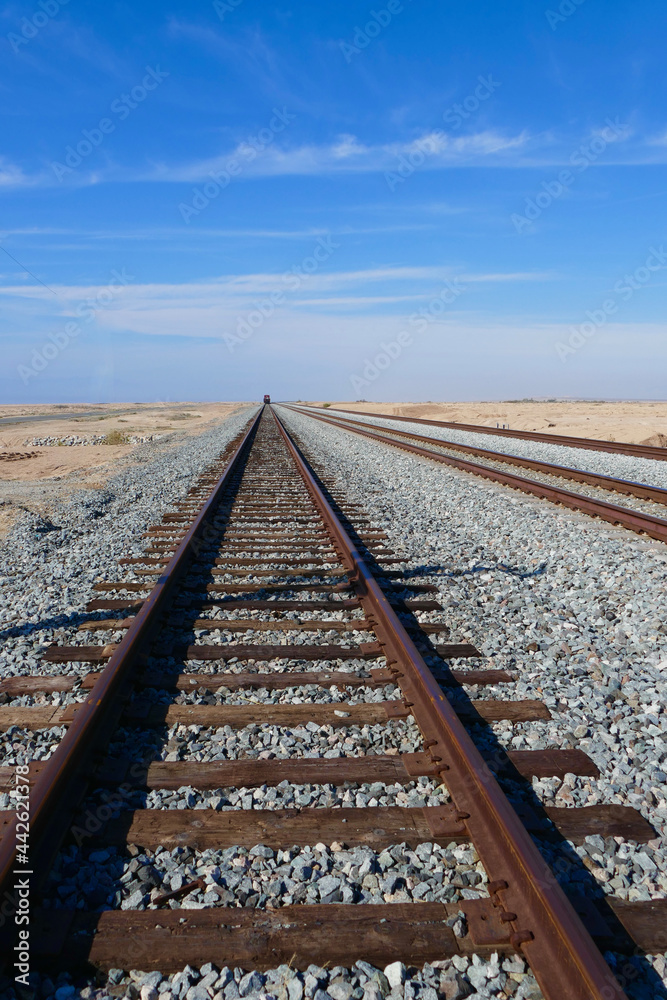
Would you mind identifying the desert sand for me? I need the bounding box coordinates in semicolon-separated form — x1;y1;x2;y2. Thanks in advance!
3;398;666;539
0;402;247;537
300;400;667;447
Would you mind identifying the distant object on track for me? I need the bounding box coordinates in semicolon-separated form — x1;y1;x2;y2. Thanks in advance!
263;394;271;403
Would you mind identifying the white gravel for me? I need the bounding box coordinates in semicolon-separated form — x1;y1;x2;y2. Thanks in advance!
278;405;667;996
320;421;667;521
2;405;664;1000
0;406;257;687
306;407;667;491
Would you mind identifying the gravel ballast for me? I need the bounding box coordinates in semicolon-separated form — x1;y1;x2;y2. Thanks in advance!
2;403;665;1000
278;405;667;997
0;405;256;687
308;407;667;491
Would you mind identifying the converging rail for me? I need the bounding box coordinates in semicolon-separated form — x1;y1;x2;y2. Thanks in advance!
315;406;667;462
1;405;663;998
286;405;667;544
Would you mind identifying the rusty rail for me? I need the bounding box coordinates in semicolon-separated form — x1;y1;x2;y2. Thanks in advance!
285;406;667;544
273;409;628;1000
287;407;667;507
0;404;637;998
0;407;263;904
312;405;667;462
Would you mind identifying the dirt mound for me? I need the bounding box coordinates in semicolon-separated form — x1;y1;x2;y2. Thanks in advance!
639;433;667;448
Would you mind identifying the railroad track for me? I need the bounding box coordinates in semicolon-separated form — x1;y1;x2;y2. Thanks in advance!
286;405;667;545
318;406;667;463
0;405;663;999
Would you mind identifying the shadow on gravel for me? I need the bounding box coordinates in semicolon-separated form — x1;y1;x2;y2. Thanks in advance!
0;609;136;644
394;561;548;580
22;424;667;1000
298;454;666;1000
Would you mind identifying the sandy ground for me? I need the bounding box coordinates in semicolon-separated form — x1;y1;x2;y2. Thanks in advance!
300;400;667;447
0;402;247;538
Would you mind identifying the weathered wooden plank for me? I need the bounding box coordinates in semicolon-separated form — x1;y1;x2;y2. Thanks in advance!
42;645;118;663
500;748;599;779
119;699;544;727
76;619;373;634
32;903;466;970
190;620;372;632
98;804;466;850
119;701;402;728
0;666;510;698
411;624;452;634
223;533;329;541
392;584;438;594
176;643;384;661
207;568;348;578
86;599;144;611
606;898;667;953
0;675;76;695
433;644;483;658
212;558;341;567
42;642;384;663
0;746;600;792
95;755;412;789
202;583;352;594
118;668;394;692
77;620;135;631
0;701;404;731
189;600;361;611
543;804;656;844
457;699;550;722
0;707;64;728
0;696;545;729
94;802;656;851
444;669;514;685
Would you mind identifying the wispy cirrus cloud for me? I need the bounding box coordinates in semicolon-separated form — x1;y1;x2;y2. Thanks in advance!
0;264;555;303
0;156;42;188
0;265;556;344
5;120;667;192
143;128;532;182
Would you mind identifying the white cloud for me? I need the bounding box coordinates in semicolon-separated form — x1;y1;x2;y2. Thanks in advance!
4;122;667;192
144;128;532;183
0;266;558;348
0;157;39;189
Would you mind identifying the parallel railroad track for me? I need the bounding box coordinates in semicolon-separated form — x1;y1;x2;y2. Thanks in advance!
286;405;667;545
317;407;667;463
0;405;664;999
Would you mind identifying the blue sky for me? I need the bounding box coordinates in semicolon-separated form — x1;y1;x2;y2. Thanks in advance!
1;0;666;403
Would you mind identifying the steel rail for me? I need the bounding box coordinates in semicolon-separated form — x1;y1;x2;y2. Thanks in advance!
311;405;667;462
0;407;263;908
284;406;667;545
286;406;667;506
272;408;628;1000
